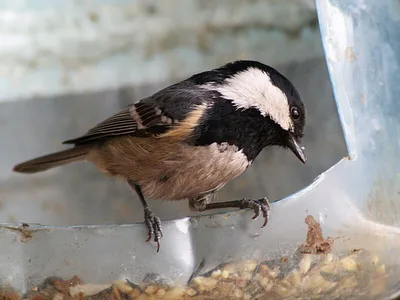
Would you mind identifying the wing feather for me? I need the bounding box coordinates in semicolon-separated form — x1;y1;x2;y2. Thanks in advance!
62;84;212;145
63;102;170;145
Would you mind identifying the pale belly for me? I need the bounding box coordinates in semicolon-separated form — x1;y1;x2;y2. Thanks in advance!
87;136;250;201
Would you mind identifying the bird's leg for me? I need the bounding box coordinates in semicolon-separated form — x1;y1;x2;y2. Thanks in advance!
188;193;214;212
194;197;271;228
128;180;163;252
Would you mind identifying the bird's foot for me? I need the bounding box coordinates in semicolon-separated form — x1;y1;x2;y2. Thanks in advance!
238;197;270;227
144;207;163;252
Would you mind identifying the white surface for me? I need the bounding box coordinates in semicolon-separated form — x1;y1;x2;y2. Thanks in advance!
0;0;322;102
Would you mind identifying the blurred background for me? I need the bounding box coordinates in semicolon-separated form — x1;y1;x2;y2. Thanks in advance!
0;0;346;226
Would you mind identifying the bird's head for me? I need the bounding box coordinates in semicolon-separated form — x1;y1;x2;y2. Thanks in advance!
200;60;306;163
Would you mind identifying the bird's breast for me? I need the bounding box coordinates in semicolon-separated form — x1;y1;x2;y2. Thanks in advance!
87;136;250;200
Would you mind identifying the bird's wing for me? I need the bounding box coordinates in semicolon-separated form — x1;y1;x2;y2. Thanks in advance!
62;83;213;146
62;99;175;145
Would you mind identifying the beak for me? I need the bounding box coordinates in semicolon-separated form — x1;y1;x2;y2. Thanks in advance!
287;135;306;164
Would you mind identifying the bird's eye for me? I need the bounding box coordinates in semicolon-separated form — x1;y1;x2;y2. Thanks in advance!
290;106;300;119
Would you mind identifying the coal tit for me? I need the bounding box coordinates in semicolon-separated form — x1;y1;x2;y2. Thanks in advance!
13;60;306;252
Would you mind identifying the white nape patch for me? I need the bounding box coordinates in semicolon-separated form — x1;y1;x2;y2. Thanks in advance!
202;67;293;131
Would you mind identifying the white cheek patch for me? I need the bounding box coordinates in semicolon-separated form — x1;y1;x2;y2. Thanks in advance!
201;67;293;131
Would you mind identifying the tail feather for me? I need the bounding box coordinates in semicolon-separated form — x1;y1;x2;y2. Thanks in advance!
13;146;90;174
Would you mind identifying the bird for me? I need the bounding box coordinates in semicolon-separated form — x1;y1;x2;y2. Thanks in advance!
13;60;306;252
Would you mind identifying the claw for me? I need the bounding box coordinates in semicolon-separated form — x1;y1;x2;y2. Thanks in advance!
260;198;270;228
261;208;268;227
156;241;160;253
146;232;152;243
252;211;258;219
144;207;163;252
239;198;271;227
